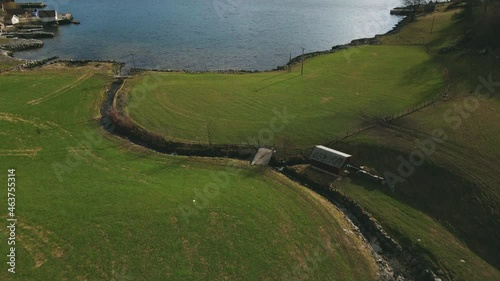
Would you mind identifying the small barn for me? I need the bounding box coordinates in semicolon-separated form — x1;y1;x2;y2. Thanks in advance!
309;145;351;176
38;10;57;24
4;14;19;25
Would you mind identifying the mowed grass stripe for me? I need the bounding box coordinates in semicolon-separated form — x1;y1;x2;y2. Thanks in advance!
125;45;445;146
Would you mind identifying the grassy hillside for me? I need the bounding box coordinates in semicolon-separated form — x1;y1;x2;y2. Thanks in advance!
293;164;500;281
328;3;500;278
0;64;377;280
123;45;444;147
336;178;500;281
121;3;500;280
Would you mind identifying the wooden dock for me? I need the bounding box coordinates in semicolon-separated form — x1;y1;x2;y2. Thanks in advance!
16;2;47;8
57;13;74;25
4;31;54;39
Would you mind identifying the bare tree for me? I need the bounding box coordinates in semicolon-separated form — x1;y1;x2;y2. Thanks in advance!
402;0;427;21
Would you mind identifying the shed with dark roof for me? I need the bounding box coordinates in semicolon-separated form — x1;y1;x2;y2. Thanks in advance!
38;10;57;23
309;145;351;176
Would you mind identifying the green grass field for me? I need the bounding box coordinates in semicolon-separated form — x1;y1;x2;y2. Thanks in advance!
119;5;500;280
335;178;500;281
0;65;377;280
124;45;445;146
1;3;498;280
323;5;500;280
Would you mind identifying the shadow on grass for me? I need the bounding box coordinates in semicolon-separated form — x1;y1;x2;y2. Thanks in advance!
253;74;300;92
336;139;500;270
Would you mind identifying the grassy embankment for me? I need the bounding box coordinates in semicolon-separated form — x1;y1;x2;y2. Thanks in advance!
0;64;377;280
122;46;444;148
124;3;500;281
329;4;500;281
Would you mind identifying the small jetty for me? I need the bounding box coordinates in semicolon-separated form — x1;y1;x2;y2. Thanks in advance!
16;2;47;8
16;25;44;30
57;13;74;25
4;31;54;39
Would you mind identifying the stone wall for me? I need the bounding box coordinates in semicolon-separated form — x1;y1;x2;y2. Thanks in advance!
282;167;446;281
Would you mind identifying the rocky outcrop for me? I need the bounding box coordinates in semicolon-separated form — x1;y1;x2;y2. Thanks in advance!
0;39;44;52
16;56;58;70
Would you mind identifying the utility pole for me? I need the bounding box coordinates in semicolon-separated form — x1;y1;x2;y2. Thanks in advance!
288;53;292;72
300;47;305;76
430;15;435;34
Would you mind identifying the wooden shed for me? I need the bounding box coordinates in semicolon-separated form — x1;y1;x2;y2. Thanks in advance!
309;145;351;176
38;10;57;24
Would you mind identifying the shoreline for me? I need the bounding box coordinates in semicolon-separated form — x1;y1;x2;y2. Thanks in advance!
2;12;409;74
129;15;409;75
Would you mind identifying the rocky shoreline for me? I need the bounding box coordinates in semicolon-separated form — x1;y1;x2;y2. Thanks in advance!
1;9;411;76
129;14;411;75
0;38;44;52
0;38;44;72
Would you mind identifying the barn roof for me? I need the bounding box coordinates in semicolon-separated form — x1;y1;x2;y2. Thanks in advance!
38;10;56;17
309;145;351;169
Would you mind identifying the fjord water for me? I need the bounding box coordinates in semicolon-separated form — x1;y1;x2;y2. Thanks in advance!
16;0;402;70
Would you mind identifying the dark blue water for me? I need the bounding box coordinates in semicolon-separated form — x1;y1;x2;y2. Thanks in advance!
15;0;403;70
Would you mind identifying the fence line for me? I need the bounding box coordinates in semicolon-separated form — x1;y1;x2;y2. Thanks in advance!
325;88;448;146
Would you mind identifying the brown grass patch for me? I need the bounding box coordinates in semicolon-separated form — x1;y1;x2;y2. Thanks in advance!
320;97;333;103
0;148;42;157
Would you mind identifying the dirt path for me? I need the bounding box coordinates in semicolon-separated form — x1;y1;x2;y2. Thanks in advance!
27;72;93;105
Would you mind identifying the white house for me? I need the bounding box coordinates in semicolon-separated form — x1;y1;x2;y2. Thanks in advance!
38;10;57;24
4;14;19;25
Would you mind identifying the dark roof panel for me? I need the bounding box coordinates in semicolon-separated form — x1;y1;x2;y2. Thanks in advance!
5;8;25;15
309;145;351;169
38;10;56;17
